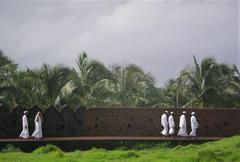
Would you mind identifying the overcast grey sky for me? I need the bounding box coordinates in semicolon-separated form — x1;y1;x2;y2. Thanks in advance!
0;0;239;87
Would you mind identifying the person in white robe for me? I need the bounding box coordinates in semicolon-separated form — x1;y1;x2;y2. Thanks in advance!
168;112;175;135
177;111;188;137
19;111;29;139
31;112;43;139
189;112;199;137
161;110;168;136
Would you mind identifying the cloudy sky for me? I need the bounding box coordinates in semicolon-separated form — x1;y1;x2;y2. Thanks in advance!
0;0;239;87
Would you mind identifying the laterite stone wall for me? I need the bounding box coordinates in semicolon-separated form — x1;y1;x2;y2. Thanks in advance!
84;108;240;137
0;105;239;138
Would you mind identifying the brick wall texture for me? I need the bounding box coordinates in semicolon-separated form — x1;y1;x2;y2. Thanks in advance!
0;106;239;138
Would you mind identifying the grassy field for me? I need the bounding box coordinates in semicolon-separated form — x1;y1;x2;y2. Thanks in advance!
0;136;239;162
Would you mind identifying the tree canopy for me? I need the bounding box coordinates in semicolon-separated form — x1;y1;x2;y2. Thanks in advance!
0;50;239;109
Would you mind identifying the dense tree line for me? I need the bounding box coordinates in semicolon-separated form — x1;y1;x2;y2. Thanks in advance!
0;50;239;109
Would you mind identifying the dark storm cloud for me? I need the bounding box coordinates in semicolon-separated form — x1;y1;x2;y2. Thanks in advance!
0;0;238;86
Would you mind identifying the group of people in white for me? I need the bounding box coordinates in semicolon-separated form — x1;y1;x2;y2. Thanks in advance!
19;110;198;139
19;111;43;139
161;111;199;137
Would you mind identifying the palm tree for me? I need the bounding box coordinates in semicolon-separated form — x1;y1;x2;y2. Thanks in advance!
0;50;19;107
178;55;236;107
221;65;240;107
70;52;111;106
4;64;74;109
96;64;155;106
0;50;239;109
163;77;191;108
30;64;73;108
40;64;73;106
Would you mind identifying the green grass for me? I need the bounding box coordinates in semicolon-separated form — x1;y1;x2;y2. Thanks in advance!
0;136;240;162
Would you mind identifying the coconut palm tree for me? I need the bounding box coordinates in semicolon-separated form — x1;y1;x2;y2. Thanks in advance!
220;65;240;107
69;52;112;106
1;63;74;109
28;64;73;108
94;64;155;107
0;50;20;107
0;50;239;109
178;56;236;107
163;77;191;108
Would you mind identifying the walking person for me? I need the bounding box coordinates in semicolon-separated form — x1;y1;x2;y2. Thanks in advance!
31;111;43;139
177;111;188;137
19;111;29;139
161;110;169;136
168;112;175;136
189;112;199;137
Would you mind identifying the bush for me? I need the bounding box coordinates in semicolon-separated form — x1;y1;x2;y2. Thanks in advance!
196;150;224;162
121;151;139;159
116;141;185;150
33;144;62;154
1;144;21;153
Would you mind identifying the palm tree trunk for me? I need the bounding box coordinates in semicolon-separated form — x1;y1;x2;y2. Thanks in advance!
176;91;179;107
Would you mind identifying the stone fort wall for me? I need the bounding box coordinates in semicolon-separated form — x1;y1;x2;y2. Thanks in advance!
0;105;239;138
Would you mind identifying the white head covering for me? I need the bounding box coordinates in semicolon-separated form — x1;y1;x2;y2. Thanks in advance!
165;110;168;113
24;111;28;114
191;112;195;115
183;111;186;114
170;112;174;114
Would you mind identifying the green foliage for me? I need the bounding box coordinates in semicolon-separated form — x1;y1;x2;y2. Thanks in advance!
33;144;62;154
120;151;139;159
116;141;179;150
0;136;240;162
163;55;240;108
196;150;225;162
0;50;239;109
1;144;21;153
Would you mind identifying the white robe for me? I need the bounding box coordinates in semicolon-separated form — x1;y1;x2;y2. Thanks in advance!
168;115;175;135
161;113;168;136
31;115;43;139
177;114;188;137
189;115;199;136
19;115;29;138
